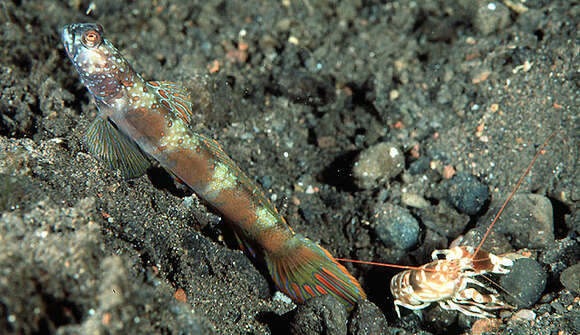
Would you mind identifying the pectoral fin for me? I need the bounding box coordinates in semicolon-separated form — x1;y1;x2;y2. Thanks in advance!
84;116;151;179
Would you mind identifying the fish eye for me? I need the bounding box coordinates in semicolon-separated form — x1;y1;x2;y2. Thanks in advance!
81;29;101;48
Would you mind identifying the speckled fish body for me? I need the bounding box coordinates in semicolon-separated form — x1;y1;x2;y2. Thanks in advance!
62;23;365;308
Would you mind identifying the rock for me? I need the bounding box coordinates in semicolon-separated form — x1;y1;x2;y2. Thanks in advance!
373;203;420;250
401;193;430;209
408;157;430;175
348;300;389;335
0;198;214;335
512;309;536;321
447;172;489;215
460;225;513;255
471;318;502;335
422;306;457;332
418;201;469;238
500;258;547;308
353;142;404;189
569;311;580;333
488;194;555;249
560;263;580;295
273;291;296;306
290;295;347;335
516;9;546;33
473;1;511;35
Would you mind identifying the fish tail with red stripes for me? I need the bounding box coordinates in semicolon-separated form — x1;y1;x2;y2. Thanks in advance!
265;234;366;309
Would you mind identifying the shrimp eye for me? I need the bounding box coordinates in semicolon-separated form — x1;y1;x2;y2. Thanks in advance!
81;29;101;48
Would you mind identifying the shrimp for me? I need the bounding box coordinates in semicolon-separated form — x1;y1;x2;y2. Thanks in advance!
339;133;556;318
389;245;520;318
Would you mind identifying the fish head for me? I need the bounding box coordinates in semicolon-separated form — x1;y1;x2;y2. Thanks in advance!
62;23;132;101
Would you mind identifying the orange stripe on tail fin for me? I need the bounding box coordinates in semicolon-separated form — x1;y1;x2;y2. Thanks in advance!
265;234;366;310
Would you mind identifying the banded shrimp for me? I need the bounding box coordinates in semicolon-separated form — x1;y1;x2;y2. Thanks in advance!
338;131;574;332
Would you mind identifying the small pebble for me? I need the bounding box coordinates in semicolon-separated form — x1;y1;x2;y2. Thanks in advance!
512;309;536;321
290;295;347;335
447;172;489;215
401;193;430;209
560;263;580;295
442;165;456;179
272;291;295;305
372;203;420;250
500;258;547;308
408;157;429;175
473;1;511;35
471;318;502;335
353;142;404;189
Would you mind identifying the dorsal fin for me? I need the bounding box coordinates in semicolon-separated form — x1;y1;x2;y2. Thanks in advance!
147;81;194;124
84;116;151;179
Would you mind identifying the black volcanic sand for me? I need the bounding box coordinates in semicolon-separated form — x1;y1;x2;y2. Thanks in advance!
1;1;579;334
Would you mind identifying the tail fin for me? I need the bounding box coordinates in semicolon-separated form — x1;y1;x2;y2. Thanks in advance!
265;235;366;309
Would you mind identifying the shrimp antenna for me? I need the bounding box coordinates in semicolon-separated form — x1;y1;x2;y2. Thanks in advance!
334;258;435;272
472;131;558;260
338;132;558;275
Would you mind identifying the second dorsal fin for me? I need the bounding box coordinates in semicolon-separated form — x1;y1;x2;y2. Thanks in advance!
148;81;194;124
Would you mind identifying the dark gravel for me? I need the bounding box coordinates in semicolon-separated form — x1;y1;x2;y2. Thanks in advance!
290;295;347;335
348;300;389;335
373;203;420;250
500;258;548;308
560;263;580;295
446;172;490;215
1;1;578;334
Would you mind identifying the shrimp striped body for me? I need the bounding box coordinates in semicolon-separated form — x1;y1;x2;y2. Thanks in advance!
390;246;517;318
62;23;365;308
